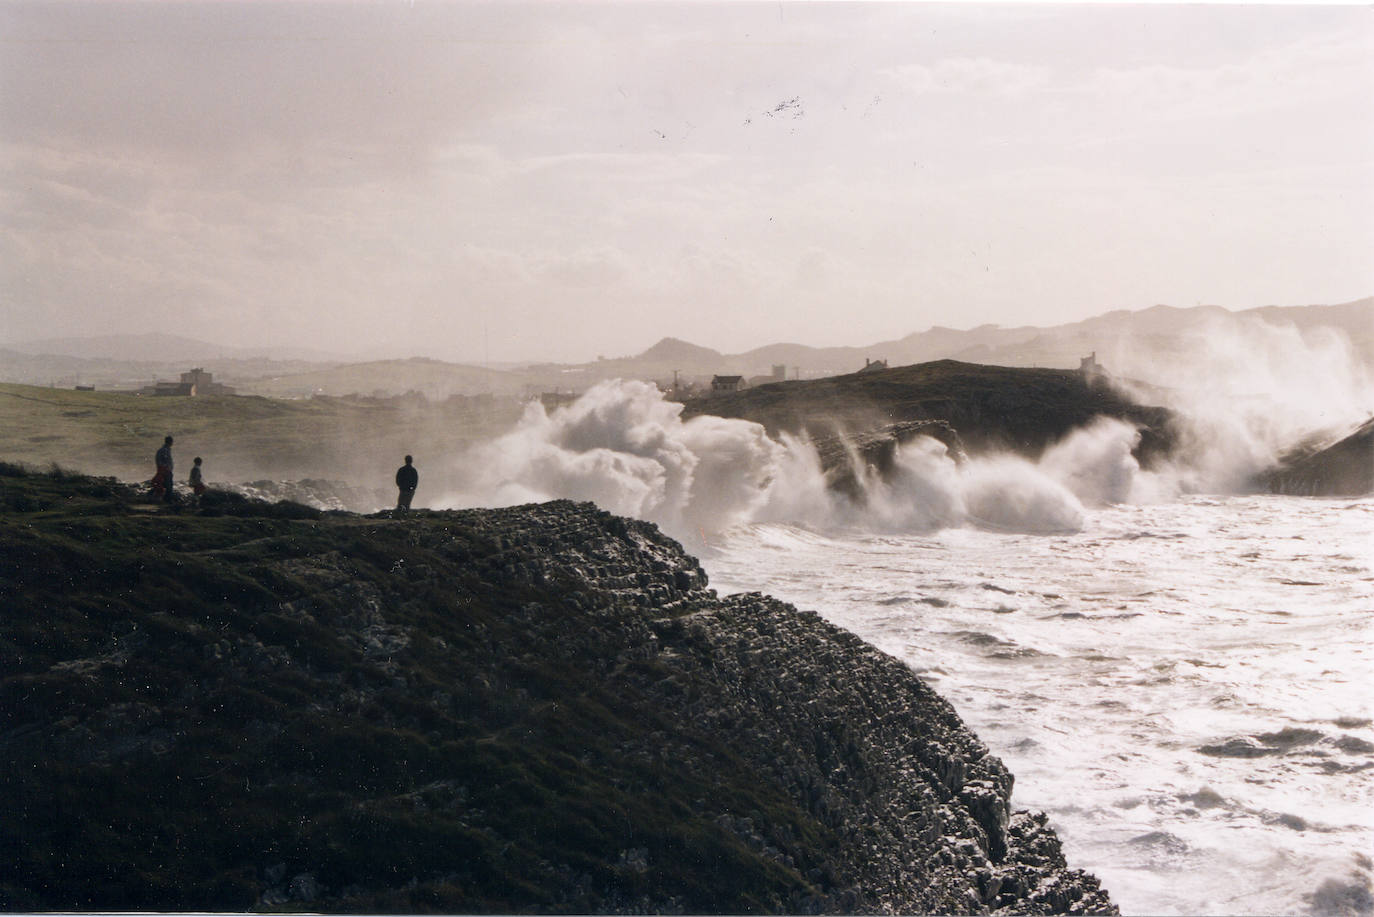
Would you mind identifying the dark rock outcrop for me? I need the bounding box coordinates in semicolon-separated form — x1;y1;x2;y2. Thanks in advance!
1263;417;1374;496
0;465;1114;913
683;359;1175;471
810;420;968;502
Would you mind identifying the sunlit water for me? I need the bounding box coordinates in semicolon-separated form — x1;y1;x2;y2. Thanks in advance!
701;495;1374;917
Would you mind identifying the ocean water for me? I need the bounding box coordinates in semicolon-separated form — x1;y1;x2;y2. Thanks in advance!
701;496;1374;917
436;377;1374;915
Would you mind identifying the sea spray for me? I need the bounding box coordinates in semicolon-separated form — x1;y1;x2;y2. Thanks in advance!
445;379;1163;541
451;380;785;539
1103;313;1374;493
1038;416;1144;506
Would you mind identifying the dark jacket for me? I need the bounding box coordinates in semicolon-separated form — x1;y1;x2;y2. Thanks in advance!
155;444;173;472
395;464;418;491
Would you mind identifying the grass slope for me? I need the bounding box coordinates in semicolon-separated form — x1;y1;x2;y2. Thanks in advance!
0;383;520;496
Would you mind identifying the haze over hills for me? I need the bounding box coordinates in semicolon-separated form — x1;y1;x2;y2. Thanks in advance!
1;298;1368;398
1;332;359;365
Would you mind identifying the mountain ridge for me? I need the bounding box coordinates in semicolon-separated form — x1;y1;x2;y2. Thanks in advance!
3;297;1368;397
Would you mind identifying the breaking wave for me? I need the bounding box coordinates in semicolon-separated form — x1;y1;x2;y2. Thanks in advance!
444;379;1149;543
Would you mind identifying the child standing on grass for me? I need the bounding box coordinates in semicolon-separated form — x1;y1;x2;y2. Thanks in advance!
189;456;206;503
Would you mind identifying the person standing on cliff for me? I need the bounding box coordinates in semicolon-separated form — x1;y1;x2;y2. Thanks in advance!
189;456;206;504
395;454;418;513
152;435;174;502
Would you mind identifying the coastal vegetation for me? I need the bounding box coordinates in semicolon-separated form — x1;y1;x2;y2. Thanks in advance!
0;383;520;496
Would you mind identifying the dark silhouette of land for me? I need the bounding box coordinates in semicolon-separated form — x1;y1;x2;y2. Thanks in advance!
1264;416;1374;496
0;464;1115;913
683;359;1176;470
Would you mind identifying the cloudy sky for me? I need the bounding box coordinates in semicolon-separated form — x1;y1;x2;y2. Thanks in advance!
2;2;1371;364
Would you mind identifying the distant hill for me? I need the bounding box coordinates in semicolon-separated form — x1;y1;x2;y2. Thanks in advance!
2;298;1366;398
732;298;1372;378
636;336;723;365
0;349;347;394
1;332;355;364
234;357;521;399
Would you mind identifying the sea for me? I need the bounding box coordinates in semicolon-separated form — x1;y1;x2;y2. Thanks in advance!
701;496;1374;917
432;377;1373;917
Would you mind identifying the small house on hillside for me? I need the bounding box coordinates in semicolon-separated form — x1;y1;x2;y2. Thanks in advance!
180;368;235;395
857;358;888;374
139;368;235;397
711;375;745;393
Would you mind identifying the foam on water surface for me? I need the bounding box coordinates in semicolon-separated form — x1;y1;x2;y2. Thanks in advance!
704;496;1374;916
428;379;1374;915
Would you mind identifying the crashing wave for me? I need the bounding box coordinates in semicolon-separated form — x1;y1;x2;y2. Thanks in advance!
442;379;1152;543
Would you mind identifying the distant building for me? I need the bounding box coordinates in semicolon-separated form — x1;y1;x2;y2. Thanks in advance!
711;375;745;393
1079;352;1103;382
139;368;235;397
771;364;787;382
74;385;95;392
857;358;888;373
180;368;235;395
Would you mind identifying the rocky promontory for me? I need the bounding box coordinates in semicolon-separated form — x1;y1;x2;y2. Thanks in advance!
682;359;1175;470
0;464;1114;913
1262;416;1374;496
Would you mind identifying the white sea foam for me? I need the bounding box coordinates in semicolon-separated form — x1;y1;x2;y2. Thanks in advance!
704;497;1374;917
442;379;1160;542
434;365;1373;916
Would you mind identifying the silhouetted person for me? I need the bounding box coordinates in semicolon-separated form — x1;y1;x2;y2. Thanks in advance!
395;455;418;512
152;435;174;502
189;456;206;502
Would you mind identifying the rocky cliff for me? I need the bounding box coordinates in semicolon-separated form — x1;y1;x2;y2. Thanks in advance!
682;359;1175;470
0;464;1114;913
1263;417;1374;496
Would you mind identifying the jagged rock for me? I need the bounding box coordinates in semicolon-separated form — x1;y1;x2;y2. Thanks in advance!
1262;416;1373;496
811;420;968;501
0;467;1116;914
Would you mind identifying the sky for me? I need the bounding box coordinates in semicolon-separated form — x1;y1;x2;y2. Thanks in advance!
1;2;1371;365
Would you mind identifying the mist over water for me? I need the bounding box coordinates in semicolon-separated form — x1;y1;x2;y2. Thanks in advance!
1103;313;1374;493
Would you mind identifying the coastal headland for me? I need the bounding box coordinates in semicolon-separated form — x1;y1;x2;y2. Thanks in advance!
681;359;1176;471
0;464;1115;913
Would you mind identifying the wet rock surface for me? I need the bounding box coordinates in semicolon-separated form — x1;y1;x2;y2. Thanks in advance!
683;359;1174;470
1;467;1115;913
1263;416;1374;496
810;420;968;501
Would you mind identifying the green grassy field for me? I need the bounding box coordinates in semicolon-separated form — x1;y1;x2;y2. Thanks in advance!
0;384;522;494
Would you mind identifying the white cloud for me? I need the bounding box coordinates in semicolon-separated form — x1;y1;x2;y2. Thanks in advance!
0;3;1369;362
